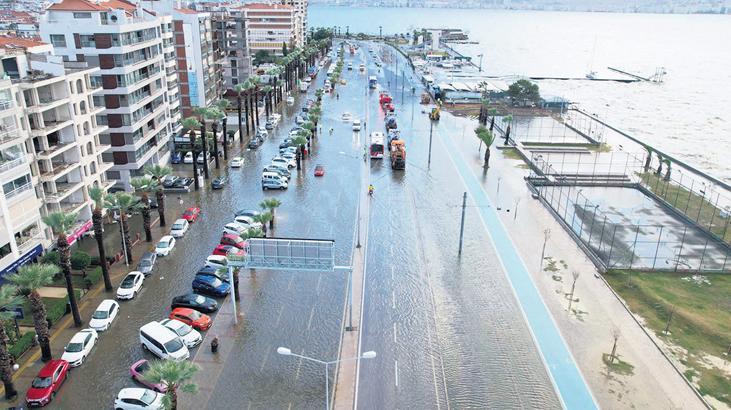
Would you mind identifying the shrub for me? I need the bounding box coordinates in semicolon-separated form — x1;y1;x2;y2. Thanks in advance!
40;251;59;266
89;255;101;266
9;331;36;360
45;298;69;327
70;251;90;271
86;266;102;285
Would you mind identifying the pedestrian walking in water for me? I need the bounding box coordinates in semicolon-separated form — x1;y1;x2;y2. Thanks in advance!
336;93;339;100
211;335;219;353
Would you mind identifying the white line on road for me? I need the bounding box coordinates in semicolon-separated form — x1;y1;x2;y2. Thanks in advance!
391;265;395;282
393;322;397;345
307;306;315;330
295;349;305;381
392;291;396;309
395;360;399;387
316;273;323;293
259;349;270;372
274;306;284;327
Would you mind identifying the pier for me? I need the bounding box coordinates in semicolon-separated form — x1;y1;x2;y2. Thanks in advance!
607;66;651;81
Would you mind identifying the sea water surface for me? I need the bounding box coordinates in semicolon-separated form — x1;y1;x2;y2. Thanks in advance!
309;6;731;182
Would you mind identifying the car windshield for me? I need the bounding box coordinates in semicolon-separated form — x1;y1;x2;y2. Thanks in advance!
92;310;108;319
164;338;184;353
172;223;184;230
121;276;135;288
194;295;206;304
65;342;84;352
31;376;52;388
139;260;151;267
209;278;222;287
140;389;158;404
175;324;192;336
136;361;149;373
189;310;201;320
157;242;168;248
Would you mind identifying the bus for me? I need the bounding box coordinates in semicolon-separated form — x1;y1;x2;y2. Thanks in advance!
368;76;377;89
369;132;385;159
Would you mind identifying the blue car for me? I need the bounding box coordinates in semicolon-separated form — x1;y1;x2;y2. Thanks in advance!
171;151;182;164
192;275;231;297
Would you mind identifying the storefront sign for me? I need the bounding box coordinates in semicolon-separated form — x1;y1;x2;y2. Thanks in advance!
0;243;43;281
67;220;93;246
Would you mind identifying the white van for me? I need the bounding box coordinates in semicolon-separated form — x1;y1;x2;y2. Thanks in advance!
139;321;190;361
352;119;361;131
262;171;286;184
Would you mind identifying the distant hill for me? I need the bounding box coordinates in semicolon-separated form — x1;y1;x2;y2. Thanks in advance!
308;0;731;14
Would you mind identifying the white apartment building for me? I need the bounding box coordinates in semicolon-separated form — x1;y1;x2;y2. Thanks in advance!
237;3;298;58
40;0;178;190
0;36;111;279
282;0;307;48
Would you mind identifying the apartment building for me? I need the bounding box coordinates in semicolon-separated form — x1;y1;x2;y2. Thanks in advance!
39;0;177;190
282;0;307;47
237;3;297;58
0;36;111;279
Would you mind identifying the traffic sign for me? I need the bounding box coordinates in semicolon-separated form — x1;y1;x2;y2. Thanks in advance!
229;237;335;272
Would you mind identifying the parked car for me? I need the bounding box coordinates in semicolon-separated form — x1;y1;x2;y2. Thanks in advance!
230;157;244;167
114;388;165;410
25;359;69;407
295;115;305;125
247;136;263;149
220;233;246;249
262;178;288;190
161;175;178;188
169;219;189;238
89;300;119;331
171;178;193;189
211;176;227;189
234;209;260;218
192;275;231;298
342;112;352;121
204;255;228;270
265;120;274;130
129;360;167;393
353;119;361;131
233;215;262;230
257;126;268;137
222;222;247;236
314;164;325;177
139;321;189;361
183;152;194;164
272;156;295;169
159;318;202;349
169;308;211;331
280;146;297;156
155;235;176;257
171;292;218;313
61;329;98;367
212;244;234;257
281;152;296;162
136;252;157;276
182;207;201;222
196;152;211;164
170;152;182;164
279;140;294;149
195;266;230;284
116;271;144;300
262;164;291;178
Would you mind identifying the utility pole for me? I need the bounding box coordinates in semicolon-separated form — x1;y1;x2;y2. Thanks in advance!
458;192;467;255
427;120;433;168
540;228;550;270
477;54;483;72
401;71;404;101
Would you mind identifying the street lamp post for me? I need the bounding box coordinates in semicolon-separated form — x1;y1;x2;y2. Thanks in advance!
477;54;483;72
277;348;377;410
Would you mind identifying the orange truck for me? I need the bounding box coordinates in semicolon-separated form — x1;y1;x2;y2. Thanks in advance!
390;140;406;170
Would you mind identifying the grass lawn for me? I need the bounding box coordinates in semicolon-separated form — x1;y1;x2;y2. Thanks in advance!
639;172;730;245
605;270;731;405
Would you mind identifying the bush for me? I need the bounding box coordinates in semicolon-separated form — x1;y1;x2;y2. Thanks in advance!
86;266;102;285
40;251;59;266
45;298;69;327
70;251;90;271
89;255;101;266
9;331;36;360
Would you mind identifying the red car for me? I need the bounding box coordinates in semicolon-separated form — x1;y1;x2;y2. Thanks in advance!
212;244;234;256
182;207;201;222
314;164;325;177
26;359;69;407
129;360;167;393
169;307;211;331
220;233;246;249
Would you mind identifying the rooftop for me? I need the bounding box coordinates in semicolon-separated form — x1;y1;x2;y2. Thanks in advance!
46;0;137;12
235;3;294;10
0;35;47;51
175;8;200;15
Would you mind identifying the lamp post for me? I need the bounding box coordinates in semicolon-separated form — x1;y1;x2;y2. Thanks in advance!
477;53;483;72
277;347;377;410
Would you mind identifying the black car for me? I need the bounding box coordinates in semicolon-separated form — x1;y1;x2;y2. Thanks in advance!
196;266;230;283
248;137;263;149
172;177;193;188
279;140;294;149
137;252;157;276
301;106;309;113
211;176;227;189
234;209;261;218
170;293;218;313
161;175;178;188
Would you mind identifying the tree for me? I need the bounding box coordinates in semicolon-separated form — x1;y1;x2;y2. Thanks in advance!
292;134;308;169
42;212;82;327
475;125;496;168
88;186;113;291
312;27;331;41
507;79;540;104
130;177;157;242
282;41;288;56
642;145;653;173
104;192;140;265
250;212;272;237
0;285;22;399
144;165;172;227
182;117;202;190
254;50;271;65
142;360;199;410
6;263;57;362
259;198;282;229
663;158;672;181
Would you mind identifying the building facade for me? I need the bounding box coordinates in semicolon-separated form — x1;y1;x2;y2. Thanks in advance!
237;4;297;60
40;0;177;190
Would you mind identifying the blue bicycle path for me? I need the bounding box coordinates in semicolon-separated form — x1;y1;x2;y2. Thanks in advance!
439;131;598;410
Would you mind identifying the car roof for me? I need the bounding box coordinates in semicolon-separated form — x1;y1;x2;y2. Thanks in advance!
207;255;226;261
37;359;66;377
126;271;143;277
118;388;151;400
173;218;187;225
221;233;242;240
172;307;195;316
97;299;116;310
69;329;93;343
196;275;217;284
160;318;186;329
140;252;155;260
159;235;174;241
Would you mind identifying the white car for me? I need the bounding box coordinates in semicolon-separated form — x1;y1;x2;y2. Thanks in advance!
116;271;144;300
222;222;248;236
342;112;352;121
257;126;268;137
205;255;228;270
159;318;202;348
89;299;119;331
270;113;281;125
169;219;189;238
272;156;295;169
233;215;263;229
196;152;211;164
155;235;176;256
281;152;296;162
114;388;164;410
183;152;194;164
61;328;98;367
230;157;244;168
353;119;362;131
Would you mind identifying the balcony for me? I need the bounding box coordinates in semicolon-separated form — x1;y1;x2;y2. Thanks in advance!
39;162;80;182
0;122;21;144
0;100;12;112
44;181;83;203
4;182;33;200
30;119;73;137
59;200;87;214
27;96;66;113
0;155;27;175
35;142;75;160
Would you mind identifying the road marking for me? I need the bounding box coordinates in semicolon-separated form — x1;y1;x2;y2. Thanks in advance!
391;265;395;282
259;348;270;371
316;273;323;293
295;348;305;380
274;306;284;326
394;360;399;387
392;291;396;309
287;275;294;291
307;306;315;330
393;322;397;344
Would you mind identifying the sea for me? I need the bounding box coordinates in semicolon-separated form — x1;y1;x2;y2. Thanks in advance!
308;6;731;183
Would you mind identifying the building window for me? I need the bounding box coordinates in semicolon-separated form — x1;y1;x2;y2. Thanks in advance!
50;34;66;48
2;174;31;198
0;242;11;258
73;12;92;19
231;78;238;85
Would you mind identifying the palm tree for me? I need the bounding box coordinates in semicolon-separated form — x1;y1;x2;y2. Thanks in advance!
104;192;140;265
182;117;201;190
259;198;282;229
262;85;273;119
292;135;307;169
214;100;230;160
234;82;248;140
501;114;513;145
642;145;653;173
249;75;261;128
130;177;158;242
250;212;272;237
89;186;113;291
42;212;83;327
7;263;57;362
142;360;199;410
475;125;496;168
663;158;672;181
0;285;22;399
144;165;172;227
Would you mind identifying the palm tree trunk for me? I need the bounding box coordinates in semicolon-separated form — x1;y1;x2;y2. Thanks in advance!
190;130;199;191
222;118;228;160
269;209;275;229
200;123;209;179
237;95;244;142
484;148;490;168
93;208;113;291
156;189;166;227
0;325;17;399
119;215;133;265
170;387;178;410
29;291;52;362
141;204;152;242
254;90;260;128
59;234;82;327
233;269;240;301
212;122;220;169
